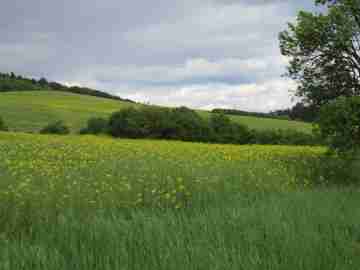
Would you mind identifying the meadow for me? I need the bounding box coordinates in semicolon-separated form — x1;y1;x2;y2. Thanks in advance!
0;91;312;133
1;131;359;269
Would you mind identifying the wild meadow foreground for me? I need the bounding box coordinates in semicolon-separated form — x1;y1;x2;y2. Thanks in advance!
0;132;359;270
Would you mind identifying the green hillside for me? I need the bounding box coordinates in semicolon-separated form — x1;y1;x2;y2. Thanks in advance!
0;91;136;132
0;91;312;133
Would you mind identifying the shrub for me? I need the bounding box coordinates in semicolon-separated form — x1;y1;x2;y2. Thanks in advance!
80;117;108;135
106;106;318;145
318;96;360;154
251;129;319;145
108;106;209;141
169;107;209;141
210;113;252;144
0;117;8;131
108;107;150;138
40;121;70;135
138;106;174;139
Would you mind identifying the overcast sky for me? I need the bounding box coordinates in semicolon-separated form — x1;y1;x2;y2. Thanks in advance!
0;0;315;112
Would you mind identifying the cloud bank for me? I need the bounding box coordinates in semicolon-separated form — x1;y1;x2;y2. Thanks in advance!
0;0;313;111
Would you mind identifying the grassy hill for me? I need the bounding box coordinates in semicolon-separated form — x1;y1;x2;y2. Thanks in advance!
0;91;312;133
0;91;136;132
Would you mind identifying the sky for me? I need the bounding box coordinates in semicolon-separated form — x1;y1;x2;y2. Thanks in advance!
0;0;315;112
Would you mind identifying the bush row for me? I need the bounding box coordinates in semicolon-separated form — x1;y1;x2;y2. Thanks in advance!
80;106;320;145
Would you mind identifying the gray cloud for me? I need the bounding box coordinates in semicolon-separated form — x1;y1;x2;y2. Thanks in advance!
0;0;313;111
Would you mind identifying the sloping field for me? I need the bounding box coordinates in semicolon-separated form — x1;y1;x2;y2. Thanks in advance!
0;91;312;133
0;91;135;132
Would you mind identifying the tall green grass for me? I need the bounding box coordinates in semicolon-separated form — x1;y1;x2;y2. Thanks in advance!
1;190;359;270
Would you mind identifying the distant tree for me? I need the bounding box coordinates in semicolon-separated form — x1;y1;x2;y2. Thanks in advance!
49;82;67;91
170;107;208;141
0;71;135;102
40;121;70;135
210;113;231;134
0;117;8;131
108;107;149;138
279;0;360;107
80;117;108;135
289;103;319;122
38;77;48;87
209;113;252;144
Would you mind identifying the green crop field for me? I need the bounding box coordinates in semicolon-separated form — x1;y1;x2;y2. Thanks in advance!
0;131;359;269
0;91;312;133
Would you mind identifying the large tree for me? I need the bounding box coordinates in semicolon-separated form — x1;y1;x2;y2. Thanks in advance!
279;0;360;107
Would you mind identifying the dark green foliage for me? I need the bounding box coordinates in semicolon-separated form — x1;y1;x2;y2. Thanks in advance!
212;108;277;119
67;86;134;103
212;108;290;120
108;107;151;138
0;72;134;103
318;96;360;154
106;107;317;145
80;117;108;135
40;121;70;135
0;117;8;131
169;107;210;141
251;129;320;145
279;0;360;107
38;77;48;87
108;106;209;141
0;72;49;91
288;103;319;122
210;113;252;144
108;107;222;142
212;103;319;123
210;113;232;133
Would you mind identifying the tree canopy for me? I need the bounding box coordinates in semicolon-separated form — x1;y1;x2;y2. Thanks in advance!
318;96;360;153
279;0;360;107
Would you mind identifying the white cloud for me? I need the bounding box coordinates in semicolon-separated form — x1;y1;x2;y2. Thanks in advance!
79;56;287;85
57;54;295;112
119;78;297;112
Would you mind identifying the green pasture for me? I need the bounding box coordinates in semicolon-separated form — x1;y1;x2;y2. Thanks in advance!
0;91;312;133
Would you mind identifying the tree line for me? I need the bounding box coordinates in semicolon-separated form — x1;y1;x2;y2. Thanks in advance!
212;103;318;123
77;106;318;145
0;72;134;103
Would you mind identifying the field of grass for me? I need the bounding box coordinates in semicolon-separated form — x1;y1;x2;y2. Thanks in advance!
0;91;135;133
1;131;359;269
0;91;312;133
